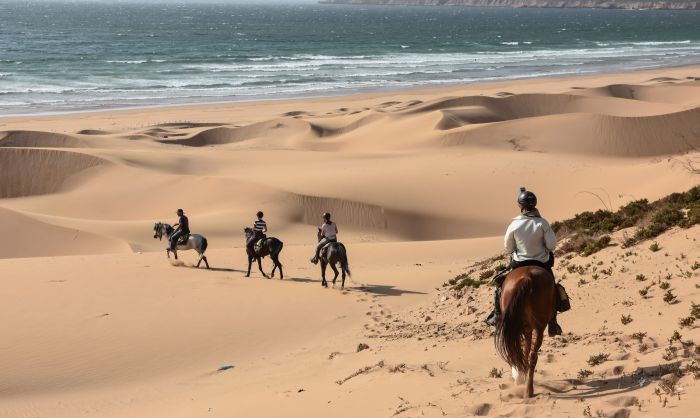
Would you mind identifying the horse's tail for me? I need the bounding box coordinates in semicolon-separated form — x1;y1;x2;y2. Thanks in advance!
495;275;531;373
338;244;351;278
201;237;208;254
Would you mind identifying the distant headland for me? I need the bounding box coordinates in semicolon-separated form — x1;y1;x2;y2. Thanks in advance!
318;0;700;10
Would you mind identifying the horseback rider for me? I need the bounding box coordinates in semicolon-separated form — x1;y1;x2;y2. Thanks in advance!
247;211;268;254
484;188;563;336
310;212;337;264
170;208;190;251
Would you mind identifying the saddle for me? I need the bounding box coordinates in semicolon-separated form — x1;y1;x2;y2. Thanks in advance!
494;266;571;313
177;234;190;245
254;238;265;254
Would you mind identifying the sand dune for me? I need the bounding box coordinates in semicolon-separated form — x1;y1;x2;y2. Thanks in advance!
0;66;698;418
0;130;94;148
441;107;700;156
0;148;110;198
0;206;128;258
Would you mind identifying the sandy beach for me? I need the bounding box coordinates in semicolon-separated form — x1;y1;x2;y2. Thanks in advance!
1;66;699;417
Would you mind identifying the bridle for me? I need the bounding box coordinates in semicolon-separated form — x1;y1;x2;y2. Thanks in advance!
153;223;172;240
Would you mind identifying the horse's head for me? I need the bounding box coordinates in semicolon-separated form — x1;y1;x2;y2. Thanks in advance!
153;222;162;240
244;227;253;239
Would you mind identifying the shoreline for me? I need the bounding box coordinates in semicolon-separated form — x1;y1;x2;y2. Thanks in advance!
3;63;700;122
317;0;700;10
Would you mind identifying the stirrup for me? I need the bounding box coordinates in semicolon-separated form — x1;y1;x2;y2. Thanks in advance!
484;311;498;326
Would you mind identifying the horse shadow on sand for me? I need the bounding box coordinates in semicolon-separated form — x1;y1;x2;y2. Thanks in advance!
285;277;426;297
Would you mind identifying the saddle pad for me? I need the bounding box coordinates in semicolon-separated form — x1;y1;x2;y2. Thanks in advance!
254;239;264;254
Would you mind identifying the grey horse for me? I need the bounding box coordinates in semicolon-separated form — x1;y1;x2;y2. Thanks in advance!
244;227;284;279
153;222;210;269
316;231;351;288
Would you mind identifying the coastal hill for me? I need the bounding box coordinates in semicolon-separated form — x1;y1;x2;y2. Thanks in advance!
318;0;700;10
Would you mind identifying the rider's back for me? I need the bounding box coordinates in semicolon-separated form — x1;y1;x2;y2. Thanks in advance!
505;214;556;263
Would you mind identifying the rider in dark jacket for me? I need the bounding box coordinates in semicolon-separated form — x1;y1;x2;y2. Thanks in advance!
170;208;190;251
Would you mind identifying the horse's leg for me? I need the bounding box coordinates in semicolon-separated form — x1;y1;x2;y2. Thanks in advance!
330;263;339;286
166;249;171;259
173;249;178;260
526;327;544;398
203;255;209;269
269;250;277;278
196;252;202;268
274;254;283;280
257;257;268;278
246;255;252;277
341;263;346;289
271;253;282;280
321;262;328;287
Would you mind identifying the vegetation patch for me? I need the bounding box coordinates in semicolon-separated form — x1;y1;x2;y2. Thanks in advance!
552;186;699;254
587;353;610;367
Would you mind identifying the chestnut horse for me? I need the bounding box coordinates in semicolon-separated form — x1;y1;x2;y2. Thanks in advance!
494;265;557;398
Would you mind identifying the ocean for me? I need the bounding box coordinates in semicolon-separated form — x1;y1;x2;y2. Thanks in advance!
1;1;699;115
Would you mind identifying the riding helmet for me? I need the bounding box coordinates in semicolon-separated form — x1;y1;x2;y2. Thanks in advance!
322;212;331;220
257;211;264;218
517;187;537;209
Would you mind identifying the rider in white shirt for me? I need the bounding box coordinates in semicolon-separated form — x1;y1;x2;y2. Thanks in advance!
485;188;563;336
311;212;337;264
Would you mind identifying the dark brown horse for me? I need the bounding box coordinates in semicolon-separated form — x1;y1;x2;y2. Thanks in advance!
494;265;557;398
317;231;351;288
244;227;284;279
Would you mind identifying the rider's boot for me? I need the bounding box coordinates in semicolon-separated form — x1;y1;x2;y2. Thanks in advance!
548;312;563;336
484;286;502;326
310;246;321;264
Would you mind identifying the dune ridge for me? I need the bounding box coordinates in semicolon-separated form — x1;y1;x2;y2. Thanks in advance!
0;130;93;148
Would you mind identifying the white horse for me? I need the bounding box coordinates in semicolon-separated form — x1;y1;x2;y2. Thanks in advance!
153;222;210;269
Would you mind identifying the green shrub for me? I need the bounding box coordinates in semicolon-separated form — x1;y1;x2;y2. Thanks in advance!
653;208;684;227
479;269;494;280
631;332;646;342
587;353;609;366
663;290;677;304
